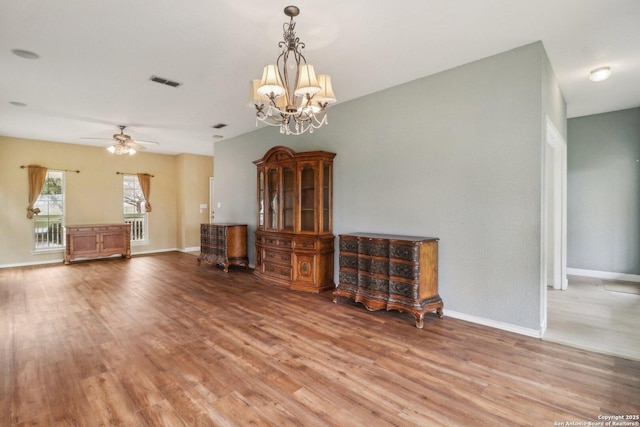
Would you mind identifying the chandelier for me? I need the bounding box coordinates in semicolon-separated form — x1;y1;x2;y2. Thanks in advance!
250;6;336;135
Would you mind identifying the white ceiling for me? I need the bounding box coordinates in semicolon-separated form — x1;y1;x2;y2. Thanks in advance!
1;0;639;156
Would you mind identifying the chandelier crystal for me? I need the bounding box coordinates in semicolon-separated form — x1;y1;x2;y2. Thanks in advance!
250;6;336;136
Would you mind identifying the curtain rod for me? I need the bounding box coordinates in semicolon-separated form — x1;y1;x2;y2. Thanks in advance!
20;165;80;173
116;171;155;177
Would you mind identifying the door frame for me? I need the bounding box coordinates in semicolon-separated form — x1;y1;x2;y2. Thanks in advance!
540;116;568;333
209;177;215;223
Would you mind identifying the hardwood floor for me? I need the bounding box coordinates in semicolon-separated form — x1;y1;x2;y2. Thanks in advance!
1;252;639;426
545;275;640;361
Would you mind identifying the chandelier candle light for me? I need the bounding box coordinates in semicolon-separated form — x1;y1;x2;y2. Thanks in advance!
250;5;336;135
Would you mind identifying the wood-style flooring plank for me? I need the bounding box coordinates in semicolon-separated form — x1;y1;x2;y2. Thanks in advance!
135;399;189;427
1;252;639;426
81;371;146;426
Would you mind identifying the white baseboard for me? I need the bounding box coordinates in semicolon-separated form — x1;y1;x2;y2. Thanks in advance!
567;268;640;283
0;258;64;269
444;309;543;339
130;248;179;256
0;248;181;269
180;246;200;253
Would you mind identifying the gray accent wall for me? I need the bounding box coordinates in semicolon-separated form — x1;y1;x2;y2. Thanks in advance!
213;42;565;332
567;107;640;275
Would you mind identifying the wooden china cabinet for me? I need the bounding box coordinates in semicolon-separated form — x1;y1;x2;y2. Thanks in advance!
253;146;335;293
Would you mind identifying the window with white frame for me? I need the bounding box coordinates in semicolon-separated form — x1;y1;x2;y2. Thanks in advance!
33;170;65;250
123;174;148;244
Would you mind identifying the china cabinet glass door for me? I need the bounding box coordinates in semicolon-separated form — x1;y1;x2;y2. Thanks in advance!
258;170;264;228
266;168;278;230
300;164;316;232
282;166;294;231
322;164;331;232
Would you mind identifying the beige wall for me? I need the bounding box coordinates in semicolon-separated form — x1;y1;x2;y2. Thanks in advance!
176;153;214;250
0;136;213;266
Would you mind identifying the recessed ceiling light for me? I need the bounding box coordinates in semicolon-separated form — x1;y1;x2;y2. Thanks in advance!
211;123;227;129
9;101;28;107
11;49;40;60
589;66;611;82
213;135;224;139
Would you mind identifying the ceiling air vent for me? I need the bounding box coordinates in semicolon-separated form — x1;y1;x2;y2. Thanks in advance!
150;75;182;88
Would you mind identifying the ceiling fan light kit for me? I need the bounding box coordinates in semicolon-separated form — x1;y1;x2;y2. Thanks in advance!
107;125;140;155
81;125;160;156
107;143;136;156
250;5;336;136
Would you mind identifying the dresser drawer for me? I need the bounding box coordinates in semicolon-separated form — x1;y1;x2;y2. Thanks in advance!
358;238;389;257
389;243;419;262
357;274;389;292
263;249;292;264
263;262;293;280
389;261;420;281
339;236;359;254
339;254;358;269
358;257;389;275
263;236;292;248
389;280;419;300
293;239;317;250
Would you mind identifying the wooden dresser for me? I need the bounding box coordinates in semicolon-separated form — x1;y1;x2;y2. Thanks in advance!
64;224;131;264
197;223;249;272
333;233;443;328
253;146;335;293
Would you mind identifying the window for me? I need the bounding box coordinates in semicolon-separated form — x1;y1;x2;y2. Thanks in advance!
33;170;64;250
123;174;148;244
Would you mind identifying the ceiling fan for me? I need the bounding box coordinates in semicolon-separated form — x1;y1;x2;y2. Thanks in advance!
82;125;160;155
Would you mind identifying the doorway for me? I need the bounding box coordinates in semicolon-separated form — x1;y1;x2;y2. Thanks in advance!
209;177;215;223
541;117;568;333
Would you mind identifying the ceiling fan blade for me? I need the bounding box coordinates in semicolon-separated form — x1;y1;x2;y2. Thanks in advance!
131;139;160;145
126;141;146;151
82;126;160;149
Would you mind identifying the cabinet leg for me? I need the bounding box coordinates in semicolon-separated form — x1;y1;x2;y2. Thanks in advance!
435;301;444;318
415;313;425;329
223;263;229;273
